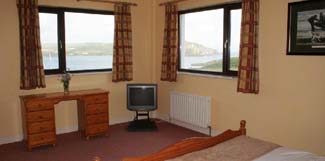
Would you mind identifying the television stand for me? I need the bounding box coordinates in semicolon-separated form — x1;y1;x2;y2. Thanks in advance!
127;111;157;132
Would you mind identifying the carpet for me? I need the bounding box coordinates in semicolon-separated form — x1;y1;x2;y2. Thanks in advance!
0;120;206;161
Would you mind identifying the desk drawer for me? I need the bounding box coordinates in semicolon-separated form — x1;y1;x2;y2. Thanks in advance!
25;100;53;112
85;104;107;115
29;132;55;146
84;94;108;105
28;121;55;134
86;114;108;125
86;123;108;135
27;110;54;123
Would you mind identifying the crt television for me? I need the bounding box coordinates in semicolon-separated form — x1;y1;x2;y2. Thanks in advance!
127;84;157;111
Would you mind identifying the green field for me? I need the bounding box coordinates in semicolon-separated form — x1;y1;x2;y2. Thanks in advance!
194;57;239;71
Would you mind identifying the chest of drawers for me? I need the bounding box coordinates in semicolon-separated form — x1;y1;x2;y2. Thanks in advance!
20;89;109;150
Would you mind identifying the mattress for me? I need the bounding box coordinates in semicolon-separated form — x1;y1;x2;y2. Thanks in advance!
254;147;325;161
167;135;325;161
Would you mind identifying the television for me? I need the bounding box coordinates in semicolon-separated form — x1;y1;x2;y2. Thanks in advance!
127;84;157;111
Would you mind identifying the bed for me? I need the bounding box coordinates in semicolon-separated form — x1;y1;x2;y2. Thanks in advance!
121;120;325;161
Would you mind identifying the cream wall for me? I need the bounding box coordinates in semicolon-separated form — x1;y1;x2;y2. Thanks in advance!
154;0;325;155
0;0;154;143
0;0;324;156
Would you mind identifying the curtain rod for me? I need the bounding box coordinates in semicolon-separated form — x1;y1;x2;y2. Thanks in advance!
77;0;138;6
159;0;189;6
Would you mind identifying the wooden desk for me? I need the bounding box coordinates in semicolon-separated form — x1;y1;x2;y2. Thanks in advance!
20;89;109;150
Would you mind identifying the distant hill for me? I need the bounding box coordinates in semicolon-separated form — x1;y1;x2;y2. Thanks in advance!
42;43;113;57
183;41;218;56
41;41;219;57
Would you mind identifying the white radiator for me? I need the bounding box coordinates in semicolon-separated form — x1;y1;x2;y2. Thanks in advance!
170;92;211;129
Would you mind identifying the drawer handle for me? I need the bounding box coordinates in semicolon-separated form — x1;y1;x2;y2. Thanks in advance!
39;116;44;119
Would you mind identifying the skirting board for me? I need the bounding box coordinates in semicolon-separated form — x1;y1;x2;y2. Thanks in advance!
157;114;221;136
0;125;79;146
0;117;133;146
0;115;220;145
0;135;23;146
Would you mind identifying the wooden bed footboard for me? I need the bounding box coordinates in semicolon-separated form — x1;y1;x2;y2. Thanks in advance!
122;120;247;161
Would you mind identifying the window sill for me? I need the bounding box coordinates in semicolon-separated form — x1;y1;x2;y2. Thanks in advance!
45;71;112;78
177;71;237;80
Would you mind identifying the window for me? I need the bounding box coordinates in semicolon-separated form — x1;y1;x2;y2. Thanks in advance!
39;7;114;74
179;3;242;76
39;13;59;70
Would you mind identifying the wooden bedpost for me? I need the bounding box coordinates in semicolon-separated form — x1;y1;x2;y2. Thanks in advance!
240;120;246;135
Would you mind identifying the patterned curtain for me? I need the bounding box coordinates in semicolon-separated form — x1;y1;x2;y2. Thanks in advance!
17;0;45;90
160;3;178;82
237;0;259;94
112;3;133;82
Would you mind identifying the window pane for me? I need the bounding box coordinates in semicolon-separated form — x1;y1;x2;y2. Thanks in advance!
180;9;224;72
229;9;242;71
65;12;114;71
39;13;59;70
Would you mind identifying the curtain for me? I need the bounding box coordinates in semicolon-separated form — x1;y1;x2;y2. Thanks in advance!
160;3;178;82
112;3;133;82
17;0;46;90
237;0;259;94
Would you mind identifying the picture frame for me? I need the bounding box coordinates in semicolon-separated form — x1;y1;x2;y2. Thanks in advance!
287;0;325;55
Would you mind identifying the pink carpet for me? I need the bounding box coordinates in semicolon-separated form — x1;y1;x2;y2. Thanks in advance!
0;120;206;161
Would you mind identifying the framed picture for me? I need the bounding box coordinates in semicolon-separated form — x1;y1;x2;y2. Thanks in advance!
287;0;325;55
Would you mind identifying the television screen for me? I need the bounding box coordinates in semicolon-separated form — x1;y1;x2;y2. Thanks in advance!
129;88;154;106
127;84;157;111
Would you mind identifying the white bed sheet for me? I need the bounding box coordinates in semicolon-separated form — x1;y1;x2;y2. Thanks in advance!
253;147;325;161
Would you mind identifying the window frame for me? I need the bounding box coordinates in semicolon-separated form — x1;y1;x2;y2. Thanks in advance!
178;3;242;77
39;6;114;75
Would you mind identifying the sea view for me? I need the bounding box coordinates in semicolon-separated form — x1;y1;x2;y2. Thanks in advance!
43;55;113;71
42;41;238;71
43;54;224;71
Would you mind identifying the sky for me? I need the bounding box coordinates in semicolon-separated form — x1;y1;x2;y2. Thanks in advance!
39;9;241;52
39;13;58;44
39;12;114;44
180;8;242;53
